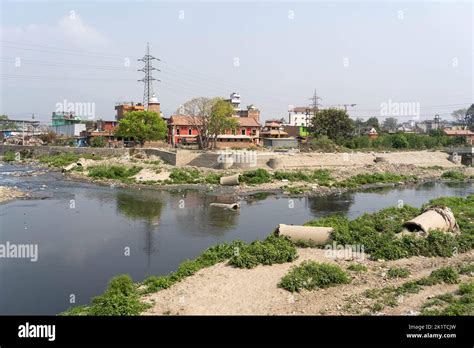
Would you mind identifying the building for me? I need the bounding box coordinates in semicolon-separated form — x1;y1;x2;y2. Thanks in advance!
283;125;310;139
361;127;379;139
224;93;260;122
444;129;474;145
262;137;298;149
167;115;261;148
288;106;314;127
115;102;145;121
260;120;289;138
147;94;161;115
51;111;82;126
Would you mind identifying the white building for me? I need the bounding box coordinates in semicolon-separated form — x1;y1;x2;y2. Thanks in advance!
288;106;313;127
49;123;86;137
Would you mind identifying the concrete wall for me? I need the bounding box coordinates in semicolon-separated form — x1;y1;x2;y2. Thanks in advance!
0;144;128;157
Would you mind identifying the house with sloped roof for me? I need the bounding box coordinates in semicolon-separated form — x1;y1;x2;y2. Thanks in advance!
167;114;261;148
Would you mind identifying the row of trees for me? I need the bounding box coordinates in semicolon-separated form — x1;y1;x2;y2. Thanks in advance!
309;108;469;150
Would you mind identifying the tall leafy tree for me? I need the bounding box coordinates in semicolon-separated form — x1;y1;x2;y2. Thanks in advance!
382;117;398;132
209;99;238;149
115;110;167;146
311;108;355;143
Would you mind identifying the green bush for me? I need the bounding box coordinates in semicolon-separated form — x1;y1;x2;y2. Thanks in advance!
168;168;202;184
391;134;409;149
88;165;142;182
336;173;414;188
441;171;466;181
2;150;16;162
88;275;147;316
229;235;297;269
240;169;272;185
387;267;411;278
310;136;339;152
38;153;102;167
279;261;350;292
90;136;107;147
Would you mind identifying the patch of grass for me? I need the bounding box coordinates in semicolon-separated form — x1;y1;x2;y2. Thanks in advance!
362;266;462;312
2;150;16;162
142;240;247;294
229;234;297;269
38;153;103;167
347;263;367;273
387;267;411;278
88;165;142;183
61;275;148;316
239;168;272;185
458;263;474;275
168;168;202;184
441;171;466;181
303;195;474;260
336;173;416;188
273;169;333;186
279;261;350;292
421;281;474;315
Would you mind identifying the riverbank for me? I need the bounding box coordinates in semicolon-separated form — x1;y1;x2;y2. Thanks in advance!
142;248;473;315
59;194;474;316
3;150;472;197
0;185;27;203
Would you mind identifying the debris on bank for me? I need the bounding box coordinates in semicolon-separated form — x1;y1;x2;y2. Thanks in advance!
0;186;27;203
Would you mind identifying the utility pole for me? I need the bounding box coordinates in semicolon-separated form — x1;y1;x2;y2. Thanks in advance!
138;42;160;109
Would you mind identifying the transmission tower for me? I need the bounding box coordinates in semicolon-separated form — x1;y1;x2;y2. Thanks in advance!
138;42;160;108
309;89;322;113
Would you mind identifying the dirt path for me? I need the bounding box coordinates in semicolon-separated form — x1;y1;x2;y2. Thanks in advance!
142;249;473;315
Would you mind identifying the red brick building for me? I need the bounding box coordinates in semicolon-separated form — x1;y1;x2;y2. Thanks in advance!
168;115;260;148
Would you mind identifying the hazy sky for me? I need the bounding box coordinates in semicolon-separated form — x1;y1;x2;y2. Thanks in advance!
0;0;472;124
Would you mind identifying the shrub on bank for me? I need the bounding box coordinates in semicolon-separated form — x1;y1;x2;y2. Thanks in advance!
87;165;142;182
39;153;103;167
279;261;350;292
2;151;16;162
336;173;416;188
387;267;411;278
304;196;474;260
228;234;297;269
441;171;466;181
239;168;272;185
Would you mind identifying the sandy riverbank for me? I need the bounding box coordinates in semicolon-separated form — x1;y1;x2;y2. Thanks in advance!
142;249;474;316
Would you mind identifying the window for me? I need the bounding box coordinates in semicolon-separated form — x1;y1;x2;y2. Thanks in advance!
188;128;192;135
176;128;180;135
241;129;246;135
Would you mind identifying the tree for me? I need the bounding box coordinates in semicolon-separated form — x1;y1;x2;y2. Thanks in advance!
451;108;467;122
365;117;380;130
382;117;398;132
115;110;167;146
178;97;216;149
311;108;355;143
391;134;409;149
209;99;238;149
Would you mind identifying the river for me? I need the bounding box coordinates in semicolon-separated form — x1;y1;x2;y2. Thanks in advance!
0;163;472;314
